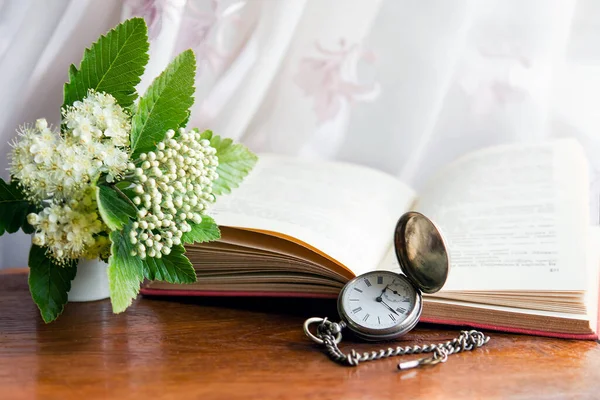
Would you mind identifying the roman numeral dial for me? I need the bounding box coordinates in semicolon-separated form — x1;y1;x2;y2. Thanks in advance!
341;271;418;332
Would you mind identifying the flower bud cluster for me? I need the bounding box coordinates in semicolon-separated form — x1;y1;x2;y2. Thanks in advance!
28;187;110;264
128;128;219;259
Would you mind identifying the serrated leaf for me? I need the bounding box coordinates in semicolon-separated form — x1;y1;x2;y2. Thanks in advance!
96;185;137;231
181;215;221;244
0;178;36;235
63;18;149;108
130;50;196;156
108;225;145;313
143;245;196;283
200;131;258;195
28;245;77;323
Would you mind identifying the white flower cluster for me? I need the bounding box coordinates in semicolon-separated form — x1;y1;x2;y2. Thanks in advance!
10;91;131;202
63;89;130;147
128;128;219;259
9;90;131;263
28;188;110;264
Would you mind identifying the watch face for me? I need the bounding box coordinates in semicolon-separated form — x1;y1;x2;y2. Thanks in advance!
338;271;420;339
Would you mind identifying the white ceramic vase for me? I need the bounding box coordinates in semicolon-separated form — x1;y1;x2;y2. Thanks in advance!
68;258;110;302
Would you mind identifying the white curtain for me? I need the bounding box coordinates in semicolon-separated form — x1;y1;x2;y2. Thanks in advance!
1;0;599;268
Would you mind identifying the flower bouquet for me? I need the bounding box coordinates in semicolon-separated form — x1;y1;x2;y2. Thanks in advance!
0;18;257;322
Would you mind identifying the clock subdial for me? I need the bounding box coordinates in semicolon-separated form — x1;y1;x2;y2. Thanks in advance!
383;279;412;303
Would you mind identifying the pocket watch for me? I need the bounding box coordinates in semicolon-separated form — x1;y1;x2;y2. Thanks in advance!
338;211;449;341
304;212;490;370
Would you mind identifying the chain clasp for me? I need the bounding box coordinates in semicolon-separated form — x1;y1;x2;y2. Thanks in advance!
303;317;343;345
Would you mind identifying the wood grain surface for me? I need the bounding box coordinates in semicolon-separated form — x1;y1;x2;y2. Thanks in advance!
1;270;599;400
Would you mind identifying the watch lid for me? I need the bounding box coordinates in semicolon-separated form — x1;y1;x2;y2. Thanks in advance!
393;212;449;294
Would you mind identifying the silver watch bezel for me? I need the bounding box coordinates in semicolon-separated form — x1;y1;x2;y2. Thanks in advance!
337;271;423;341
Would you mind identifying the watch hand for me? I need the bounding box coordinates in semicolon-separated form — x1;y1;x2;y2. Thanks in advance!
379;284;389;297
378;299;400;316
374;284;390;302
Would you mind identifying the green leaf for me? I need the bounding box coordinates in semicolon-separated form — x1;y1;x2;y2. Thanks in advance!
96;185;137;231
179;111;191;129
108;225;145;313
142;245;196;283
114;180;133;190
62;18;149;109
28;245;77;323
200;131;258;195
0;178;36;236
181;215;220;244
112;181;138;202
130;50;196;156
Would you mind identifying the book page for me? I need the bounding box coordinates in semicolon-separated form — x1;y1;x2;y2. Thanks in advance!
208;154;415;275
409;139;589;291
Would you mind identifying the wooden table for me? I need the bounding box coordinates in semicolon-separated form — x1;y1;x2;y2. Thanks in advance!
1;269;599;400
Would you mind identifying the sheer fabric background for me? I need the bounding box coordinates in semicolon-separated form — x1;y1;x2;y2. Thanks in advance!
1;0;599;268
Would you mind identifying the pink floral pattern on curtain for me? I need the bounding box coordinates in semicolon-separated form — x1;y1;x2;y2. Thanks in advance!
178;0;247;74
125;0;248;75
459;42;532;115
124;0;167;39
294;39;380;124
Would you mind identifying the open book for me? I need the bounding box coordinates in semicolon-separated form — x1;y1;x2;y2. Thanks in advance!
141;139;600;340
